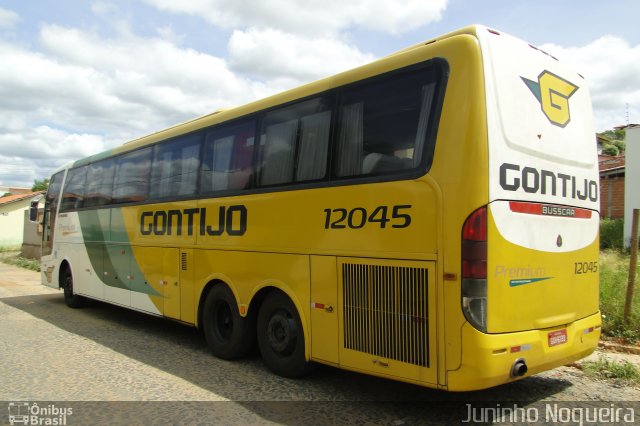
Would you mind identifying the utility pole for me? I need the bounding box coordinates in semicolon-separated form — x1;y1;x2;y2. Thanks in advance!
626;103;630;126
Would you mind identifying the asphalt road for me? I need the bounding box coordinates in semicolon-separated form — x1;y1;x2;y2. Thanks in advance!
1;262;638;425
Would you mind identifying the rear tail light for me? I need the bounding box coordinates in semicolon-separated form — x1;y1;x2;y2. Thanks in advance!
462;207;488;332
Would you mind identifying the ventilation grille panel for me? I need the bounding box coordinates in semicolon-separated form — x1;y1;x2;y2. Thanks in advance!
181;252;188;271
342;263;429;367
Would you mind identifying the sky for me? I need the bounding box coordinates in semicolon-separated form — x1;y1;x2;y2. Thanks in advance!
0;0;639;188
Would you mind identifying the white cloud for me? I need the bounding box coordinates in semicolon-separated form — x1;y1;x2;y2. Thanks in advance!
3;1;452;187
0;157;42;190
0;20;379;187
0;7;20;29
541;36;640;130
156;25;186;45
0;127;108;188
91;1;118;16
37;25;266;114
0;0;446;186
0;26;264;186
228;28;375;82
0;126;106;161
143;0;447;35
0;20;380;183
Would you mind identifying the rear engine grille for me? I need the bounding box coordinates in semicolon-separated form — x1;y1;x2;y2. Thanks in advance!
342;263;429;367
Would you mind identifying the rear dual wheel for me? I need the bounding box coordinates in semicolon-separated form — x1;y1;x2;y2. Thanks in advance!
257;291;313;378
203;285;313;378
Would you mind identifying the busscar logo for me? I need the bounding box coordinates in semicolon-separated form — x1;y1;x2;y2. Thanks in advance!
521;70;578;127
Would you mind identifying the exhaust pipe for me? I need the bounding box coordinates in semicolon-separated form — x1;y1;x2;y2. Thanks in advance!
510;358;528;378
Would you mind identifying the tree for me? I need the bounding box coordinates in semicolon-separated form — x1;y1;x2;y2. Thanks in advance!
612;139;626;153
600;129;625;141
598;128;626;155
32;178;49;192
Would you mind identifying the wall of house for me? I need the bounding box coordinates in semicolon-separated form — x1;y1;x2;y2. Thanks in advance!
21;209;43;259
0;198;32;247
600;175;625;219
624;127;640;247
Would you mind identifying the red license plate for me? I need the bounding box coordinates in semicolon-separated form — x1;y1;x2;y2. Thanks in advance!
548;329;568;347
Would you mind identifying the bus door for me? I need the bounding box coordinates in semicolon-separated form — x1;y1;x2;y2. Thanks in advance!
42;171;65;257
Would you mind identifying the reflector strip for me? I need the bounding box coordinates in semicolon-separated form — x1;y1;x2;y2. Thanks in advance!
510;344;531;353
509;201;592;219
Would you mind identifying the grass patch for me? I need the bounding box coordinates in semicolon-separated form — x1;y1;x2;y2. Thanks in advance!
0;253;40;272
0;245;20;252
600;250;640;343
582;356;640;385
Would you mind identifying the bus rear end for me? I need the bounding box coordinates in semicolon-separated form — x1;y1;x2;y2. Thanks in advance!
450;28;601;390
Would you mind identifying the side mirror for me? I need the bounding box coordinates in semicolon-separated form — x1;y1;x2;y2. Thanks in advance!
29;195;44;223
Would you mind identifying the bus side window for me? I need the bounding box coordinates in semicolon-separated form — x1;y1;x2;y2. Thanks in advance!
150;132;201;199
335;68;439;178
60;166;88;211
259;119;297;185
296;110;331;181
201;120;256;194
84;158;115;207
258;97;332;187
112;147;152;204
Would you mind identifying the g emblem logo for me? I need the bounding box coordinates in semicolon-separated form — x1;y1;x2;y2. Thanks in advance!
521;71;578;128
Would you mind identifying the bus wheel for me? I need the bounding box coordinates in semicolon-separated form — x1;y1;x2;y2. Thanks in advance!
257;291;312;378
202;284;255;360
62;267;86;308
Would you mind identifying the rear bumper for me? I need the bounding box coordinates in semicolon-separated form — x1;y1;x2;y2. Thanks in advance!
446;311;601;391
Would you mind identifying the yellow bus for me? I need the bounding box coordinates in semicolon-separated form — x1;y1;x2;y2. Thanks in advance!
32;25;601;391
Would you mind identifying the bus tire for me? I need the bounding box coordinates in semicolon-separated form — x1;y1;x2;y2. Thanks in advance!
202;284;255;360
62;267;86;309
257;291;313;378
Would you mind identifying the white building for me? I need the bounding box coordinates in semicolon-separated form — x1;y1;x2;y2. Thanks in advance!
0;192;43;248
624;124;640;247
